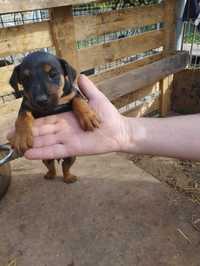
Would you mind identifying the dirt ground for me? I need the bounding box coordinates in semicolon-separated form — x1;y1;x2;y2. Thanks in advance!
128;154;200;207
0;103;200;266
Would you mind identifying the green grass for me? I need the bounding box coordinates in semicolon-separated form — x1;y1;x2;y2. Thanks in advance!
184;32;200;44
183;24;200;44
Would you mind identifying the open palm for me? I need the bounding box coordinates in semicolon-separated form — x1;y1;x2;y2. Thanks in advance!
25;75;127;160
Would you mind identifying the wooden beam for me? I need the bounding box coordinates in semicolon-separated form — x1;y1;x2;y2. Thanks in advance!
113;83;159;109
0;21;52;57
50;6;79;70
75;4;164;41
0;0;98;14
163;0;176;52
78;30;165;71
0;65;14;97
97;51;189;101
124;97;159;117
91;53;163;84
160;0;177;116
159;74;174;116
0;98;21;114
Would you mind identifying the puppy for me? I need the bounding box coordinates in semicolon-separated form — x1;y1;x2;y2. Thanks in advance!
9;51;101;183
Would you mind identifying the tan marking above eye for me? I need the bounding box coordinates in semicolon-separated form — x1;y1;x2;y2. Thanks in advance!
43;64;52;72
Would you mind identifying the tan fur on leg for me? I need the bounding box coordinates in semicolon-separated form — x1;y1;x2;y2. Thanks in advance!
62;157;77;184
10;111;34;154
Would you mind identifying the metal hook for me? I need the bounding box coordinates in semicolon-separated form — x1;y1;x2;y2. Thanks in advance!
0;144;20;166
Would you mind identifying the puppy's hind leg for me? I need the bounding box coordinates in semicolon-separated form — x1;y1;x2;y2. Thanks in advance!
62;157;77;184
43;159;56;180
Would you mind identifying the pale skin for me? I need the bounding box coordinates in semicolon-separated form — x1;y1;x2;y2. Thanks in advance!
7;75;200;161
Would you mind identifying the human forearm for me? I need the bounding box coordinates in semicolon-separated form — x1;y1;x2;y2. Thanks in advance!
122;114;200;160
11;74;200;161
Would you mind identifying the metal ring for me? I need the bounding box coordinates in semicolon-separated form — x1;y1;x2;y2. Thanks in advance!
0;144;14;166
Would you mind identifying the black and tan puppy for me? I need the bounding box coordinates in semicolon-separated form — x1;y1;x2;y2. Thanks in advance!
9;51;100;183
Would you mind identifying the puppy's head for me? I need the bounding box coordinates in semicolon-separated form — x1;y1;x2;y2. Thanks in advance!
10;51;76;111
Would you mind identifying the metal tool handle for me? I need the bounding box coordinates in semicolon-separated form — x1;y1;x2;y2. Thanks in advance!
0;144;21;166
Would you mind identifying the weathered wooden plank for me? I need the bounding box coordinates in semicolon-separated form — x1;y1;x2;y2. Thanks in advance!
159;74;174;116
163;0;176;52
0;0;98;14
50;6;79;70
0;98;21;114
113;83;159;109
97;51;189;101
124;98;159;117
78;30;165;71
160;0;177;116
114;83;160;116
1;94;16;103
75;4;164;41
0;65;14;97
91;52;163;84
0;21;53;57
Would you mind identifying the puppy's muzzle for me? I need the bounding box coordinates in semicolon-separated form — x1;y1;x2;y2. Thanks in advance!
35;94;49;107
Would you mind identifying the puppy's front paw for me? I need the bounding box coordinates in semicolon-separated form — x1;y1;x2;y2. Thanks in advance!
79;108;101;131
10;128;33;154
72;97;101;131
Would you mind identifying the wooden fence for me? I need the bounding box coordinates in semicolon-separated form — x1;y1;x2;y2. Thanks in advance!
0;0;188;117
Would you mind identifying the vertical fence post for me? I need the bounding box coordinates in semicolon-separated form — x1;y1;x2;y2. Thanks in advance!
50;5;79;71
160;0;177;116
163;0;177;52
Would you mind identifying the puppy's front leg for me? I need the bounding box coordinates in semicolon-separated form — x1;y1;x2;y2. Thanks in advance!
10;111;34;154
72;96;101;131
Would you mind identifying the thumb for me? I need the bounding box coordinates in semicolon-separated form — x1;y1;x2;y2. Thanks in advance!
78;74;105;101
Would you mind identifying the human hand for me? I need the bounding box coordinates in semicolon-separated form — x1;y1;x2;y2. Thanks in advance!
14;75;129;160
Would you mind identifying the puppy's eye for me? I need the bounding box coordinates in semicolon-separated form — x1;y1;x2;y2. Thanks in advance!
48;70;58;79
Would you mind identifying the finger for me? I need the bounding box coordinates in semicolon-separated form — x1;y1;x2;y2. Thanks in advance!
32;124;60;137
33;133;59;148
32;112;77;137
78;74;106;101
33;115;60;127
25;144;70;160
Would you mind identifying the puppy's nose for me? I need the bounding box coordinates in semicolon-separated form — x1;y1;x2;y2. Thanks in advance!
36;95;49;106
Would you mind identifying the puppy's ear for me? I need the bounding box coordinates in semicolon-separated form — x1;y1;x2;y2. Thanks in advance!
9;65;23;98
59;58;77;86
